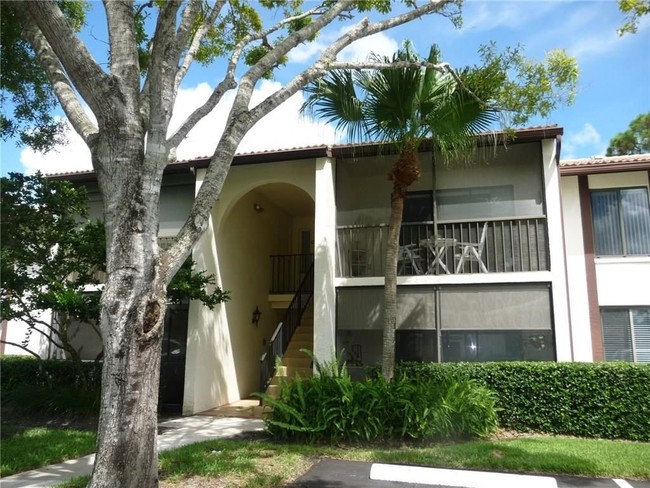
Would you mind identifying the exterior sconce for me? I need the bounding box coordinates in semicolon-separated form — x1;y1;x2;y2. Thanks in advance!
253;203;264;213
252;306;261;327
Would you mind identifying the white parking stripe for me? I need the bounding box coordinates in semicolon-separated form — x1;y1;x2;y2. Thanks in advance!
613;480;635;488
369;464;558;488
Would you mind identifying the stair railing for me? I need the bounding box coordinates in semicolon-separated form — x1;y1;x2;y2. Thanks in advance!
259;259;314;394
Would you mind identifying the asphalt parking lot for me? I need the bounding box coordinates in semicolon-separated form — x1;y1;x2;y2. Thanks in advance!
287;459;650;488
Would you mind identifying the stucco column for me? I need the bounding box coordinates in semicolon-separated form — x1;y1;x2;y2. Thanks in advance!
313;156;337;365
542;139;576;361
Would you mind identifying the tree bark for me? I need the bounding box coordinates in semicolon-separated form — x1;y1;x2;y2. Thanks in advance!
382;144;421;381
382;183;405;381
88;132;168;488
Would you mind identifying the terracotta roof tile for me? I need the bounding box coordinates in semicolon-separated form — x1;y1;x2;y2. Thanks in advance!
560;153;650;175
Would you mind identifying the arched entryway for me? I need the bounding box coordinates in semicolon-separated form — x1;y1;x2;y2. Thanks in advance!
218;182;314;399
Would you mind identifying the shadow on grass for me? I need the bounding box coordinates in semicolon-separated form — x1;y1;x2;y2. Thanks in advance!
367;436;641;479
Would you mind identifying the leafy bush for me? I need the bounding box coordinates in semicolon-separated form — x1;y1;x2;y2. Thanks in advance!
392;361;650;441
2;385;100;416
257;355;498;442
1;356;101;416
0;356;102;393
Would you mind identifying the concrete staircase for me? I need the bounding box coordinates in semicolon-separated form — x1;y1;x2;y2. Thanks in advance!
265;306;313;399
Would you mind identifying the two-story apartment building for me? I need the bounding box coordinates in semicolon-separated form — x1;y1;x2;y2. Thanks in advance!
5;126;647;416
181;125;572;413
560;153;650;364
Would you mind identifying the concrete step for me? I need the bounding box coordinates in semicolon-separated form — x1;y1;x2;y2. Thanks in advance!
271;367;312;384
285;344;312;352
282;356;312;368
266;384;280;399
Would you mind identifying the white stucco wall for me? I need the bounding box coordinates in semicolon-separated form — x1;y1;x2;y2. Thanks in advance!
559;175;593;361
313;157;337;364
2;313;54;358
184;169;239;414
184;160;315;414
541;139;574;361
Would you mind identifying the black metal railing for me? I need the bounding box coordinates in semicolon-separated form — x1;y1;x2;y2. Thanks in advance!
259;260;314;395
336;217;549;277
270;253;314;293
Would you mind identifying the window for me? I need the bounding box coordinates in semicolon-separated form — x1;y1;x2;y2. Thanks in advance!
336;284;555;367
591;188;650;256
601;307;650;363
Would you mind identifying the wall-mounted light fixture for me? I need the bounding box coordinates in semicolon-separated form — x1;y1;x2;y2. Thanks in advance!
253;203;264;213
252;306;261;327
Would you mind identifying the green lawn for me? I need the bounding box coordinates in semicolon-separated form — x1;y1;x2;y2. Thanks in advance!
154;435;650;487
5;429;647;487
0;425;97;477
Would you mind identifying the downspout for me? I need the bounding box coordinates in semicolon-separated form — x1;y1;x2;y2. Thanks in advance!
556;134;575;362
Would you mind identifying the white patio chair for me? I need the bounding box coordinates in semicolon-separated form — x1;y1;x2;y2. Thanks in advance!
455;222;489;273
398;243;424;275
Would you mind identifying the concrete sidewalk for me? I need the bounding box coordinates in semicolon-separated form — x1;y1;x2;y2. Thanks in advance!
0;416;265;488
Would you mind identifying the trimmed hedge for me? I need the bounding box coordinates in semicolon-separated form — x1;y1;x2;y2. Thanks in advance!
0;356;102;393
1;357;102;415
391;362;650;441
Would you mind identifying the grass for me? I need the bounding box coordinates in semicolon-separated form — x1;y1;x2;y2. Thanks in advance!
152;435;650;487
0;425;97;477
7;428;648;487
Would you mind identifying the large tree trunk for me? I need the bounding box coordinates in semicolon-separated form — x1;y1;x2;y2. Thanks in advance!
88;134;169;488
382;143;421;380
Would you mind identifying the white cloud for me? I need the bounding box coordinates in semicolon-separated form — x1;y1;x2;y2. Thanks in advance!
562;122;607;159
20;118;93;175
337;30;399;62
21;80;339;174
288;27;399;64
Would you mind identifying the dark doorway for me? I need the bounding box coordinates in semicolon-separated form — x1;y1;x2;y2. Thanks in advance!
159;303;189;414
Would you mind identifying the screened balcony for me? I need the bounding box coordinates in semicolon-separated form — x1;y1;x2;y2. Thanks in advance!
335;141;549;278
336;217;549;277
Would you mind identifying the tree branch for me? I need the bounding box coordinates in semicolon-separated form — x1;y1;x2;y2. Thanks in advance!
327;61;486;106
103;0;141;107
249;0;461;122
0;341;41;358
20;1;113;118
164;0;461;275
167;3;341;149
173;0;221;93
18;17;98;145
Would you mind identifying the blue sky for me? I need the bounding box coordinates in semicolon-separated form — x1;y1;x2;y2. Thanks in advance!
2;0;649;175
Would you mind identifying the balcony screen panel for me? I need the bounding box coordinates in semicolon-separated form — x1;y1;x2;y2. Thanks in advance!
337;288;383;330
601;309;633;362
441;330;554;362
337;287;435;330
437;185;515;221
632;308;650;363
621;188;650;255
440;284;551;330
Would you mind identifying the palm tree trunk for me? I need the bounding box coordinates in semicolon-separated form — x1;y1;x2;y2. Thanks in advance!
382;143;421;380
382;184;405;380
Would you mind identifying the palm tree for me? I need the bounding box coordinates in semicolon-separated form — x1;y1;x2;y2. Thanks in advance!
302;42;499;379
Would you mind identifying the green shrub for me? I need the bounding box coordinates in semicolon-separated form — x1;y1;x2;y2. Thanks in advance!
257;355;498;443
392;361;650;441
0;356;102;393
2;384;101;416
1;356;102;416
